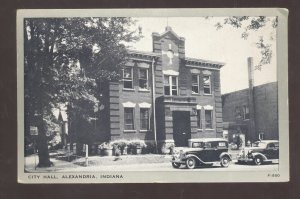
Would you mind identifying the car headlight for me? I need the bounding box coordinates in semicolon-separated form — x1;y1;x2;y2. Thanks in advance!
247;150;253;157
179;150;186;159
172;149;181;159
239;149;245;156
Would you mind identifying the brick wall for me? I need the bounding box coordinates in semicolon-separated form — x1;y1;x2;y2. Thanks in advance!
107;27;223;142
222;82;278;140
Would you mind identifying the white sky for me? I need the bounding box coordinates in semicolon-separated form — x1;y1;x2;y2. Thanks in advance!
128;17;277;94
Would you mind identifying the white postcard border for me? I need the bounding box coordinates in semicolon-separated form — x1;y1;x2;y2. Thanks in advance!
17;8;289;183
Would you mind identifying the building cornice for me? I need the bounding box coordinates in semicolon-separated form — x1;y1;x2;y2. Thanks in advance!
128;49;160;59
185;57;225;70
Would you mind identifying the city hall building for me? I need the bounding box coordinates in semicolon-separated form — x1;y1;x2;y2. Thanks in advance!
90;27;225;147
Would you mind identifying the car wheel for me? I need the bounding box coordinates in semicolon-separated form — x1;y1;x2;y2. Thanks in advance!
254;156;263;165
186;157;197;169
172;162;181;169
220;156;230;167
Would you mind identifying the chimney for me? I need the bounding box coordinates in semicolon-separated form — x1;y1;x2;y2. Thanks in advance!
247;57;256;141
165;26;172;31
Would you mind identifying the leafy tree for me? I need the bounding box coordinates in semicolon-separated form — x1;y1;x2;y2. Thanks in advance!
24;17;140;167
212;16;277;70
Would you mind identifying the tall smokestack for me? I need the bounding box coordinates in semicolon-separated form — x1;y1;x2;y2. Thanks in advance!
247;57;256;141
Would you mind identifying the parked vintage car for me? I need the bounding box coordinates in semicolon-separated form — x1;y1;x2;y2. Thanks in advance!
237;140;279;165
171;138;232;169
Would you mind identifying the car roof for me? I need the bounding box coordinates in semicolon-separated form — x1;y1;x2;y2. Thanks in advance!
189;138;228;142
256;140;279;143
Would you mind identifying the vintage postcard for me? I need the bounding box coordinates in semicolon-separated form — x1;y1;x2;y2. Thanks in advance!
17;8;289;183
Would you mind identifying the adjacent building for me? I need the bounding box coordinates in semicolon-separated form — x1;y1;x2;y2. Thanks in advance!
222;82;278;143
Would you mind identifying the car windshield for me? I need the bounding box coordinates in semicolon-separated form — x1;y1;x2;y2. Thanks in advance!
253;141;268;148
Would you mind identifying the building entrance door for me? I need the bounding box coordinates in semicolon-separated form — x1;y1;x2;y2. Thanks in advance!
172;111;191;147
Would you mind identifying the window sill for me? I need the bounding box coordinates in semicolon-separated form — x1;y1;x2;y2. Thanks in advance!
203;93;212;96
138;89;150;93
204;128;215;131
123;130;137;133
243;119;250;121
139;130;150;133
123;88;135;92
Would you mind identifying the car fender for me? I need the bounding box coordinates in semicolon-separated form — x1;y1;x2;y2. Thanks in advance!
252;152;268;161
185;154;206;164
219;152;232;161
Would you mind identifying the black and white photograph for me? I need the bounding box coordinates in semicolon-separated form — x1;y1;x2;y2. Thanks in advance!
17;9;289;183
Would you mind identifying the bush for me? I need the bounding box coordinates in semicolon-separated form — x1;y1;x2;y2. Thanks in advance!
160;142;175;154
129;140;147;149
144;142;157;154
111;139;129;150
98;142;113;150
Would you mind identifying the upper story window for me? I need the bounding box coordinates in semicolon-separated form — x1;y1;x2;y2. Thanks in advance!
203;75;211;94
123;67;133;89
139;68;148;90
192;74;200;94
164;75;178;96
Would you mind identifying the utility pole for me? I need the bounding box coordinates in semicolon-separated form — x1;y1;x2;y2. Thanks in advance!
151;58;158;153
247;57;256;142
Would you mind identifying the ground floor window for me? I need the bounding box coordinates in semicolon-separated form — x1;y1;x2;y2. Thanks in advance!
124;108;134;130
259;132;264;140
197;110;202;129
205;110;213;129
243;105;250;120
140;108;150;130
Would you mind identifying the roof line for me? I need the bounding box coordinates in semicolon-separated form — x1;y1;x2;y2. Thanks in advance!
185;57;225;66
127;49;160;57
152;26;185;41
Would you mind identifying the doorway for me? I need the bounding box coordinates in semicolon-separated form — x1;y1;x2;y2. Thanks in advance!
172;111;191;147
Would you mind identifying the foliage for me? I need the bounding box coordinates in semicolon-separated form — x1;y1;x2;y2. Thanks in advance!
165;142;175;149
111;139;129;149
128;140;147;149
48;132;62;150
98;142;113;150
24;17;141;166
212;16;277;70
144;142;156;154
160;142;175;154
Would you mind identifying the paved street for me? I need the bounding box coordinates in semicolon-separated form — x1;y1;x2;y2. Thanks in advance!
64;162;279;172
25;154;279;172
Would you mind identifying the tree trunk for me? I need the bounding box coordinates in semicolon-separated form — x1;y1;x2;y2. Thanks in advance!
36;115;53;167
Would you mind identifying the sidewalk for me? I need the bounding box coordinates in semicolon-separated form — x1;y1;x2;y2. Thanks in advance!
25;153;172;173
25;150;241;173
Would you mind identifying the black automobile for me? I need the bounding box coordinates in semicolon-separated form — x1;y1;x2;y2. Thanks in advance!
237;140;279;165
171;138;232;169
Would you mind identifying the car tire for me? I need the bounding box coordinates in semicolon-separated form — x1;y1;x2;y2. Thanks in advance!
186;157;197;169
172;162;181;169
254;156;263;165
220;156;230;167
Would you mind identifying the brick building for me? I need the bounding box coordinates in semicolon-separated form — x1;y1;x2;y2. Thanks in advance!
76;26;225;147
222;82;278;143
